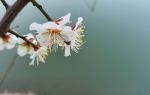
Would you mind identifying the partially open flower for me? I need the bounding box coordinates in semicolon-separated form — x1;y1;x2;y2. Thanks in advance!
0;33;17;50
17;33;37;56
29;47;48;66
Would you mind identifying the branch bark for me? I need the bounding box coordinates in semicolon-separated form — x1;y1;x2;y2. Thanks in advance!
0;0;29;35
0;0;9;9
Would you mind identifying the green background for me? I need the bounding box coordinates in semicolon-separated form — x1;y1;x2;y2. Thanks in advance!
0;0;150;95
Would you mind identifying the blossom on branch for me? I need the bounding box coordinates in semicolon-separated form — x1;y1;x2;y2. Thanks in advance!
17;33;37;56
0;13;85;65
29;13;85;57
0;33;17;50
29;13;71;52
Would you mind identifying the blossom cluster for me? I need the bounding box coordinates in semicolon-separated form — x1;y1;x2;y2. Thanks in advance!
0;13;85;65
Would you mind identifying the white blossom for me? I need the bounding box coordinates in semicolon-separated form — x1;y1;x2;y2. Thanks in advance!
0;33;17;50
29;13;71;51
17;33;37;56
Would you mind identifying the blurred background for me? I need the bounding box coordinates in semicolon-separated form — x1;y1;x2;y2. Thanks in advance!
0;0;150;95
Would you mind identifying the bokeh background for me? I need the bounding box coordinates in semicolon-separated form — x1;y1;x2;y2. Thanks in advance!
0;0;150;95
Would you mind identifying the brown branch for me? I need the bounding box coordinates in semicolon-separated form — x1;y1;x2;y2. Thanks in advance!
0;0;9;9
9;30;38;49
0;0;29;36
30;0;53;21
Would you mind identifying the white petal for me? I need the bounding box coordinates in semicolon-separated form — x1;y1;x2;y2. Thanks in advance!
9;34;18;43
28;47;34;54
24;33;34;39
42;22;61;30
56;13;71;25
29;54;36;66
36;34;49;47
0;38;4;50
17;38;25;44
64;44;71;56
30;22;45;33
5;43;15;49
61;26;75;41
74;17;83;30
17;46;28;56
5;34;17;49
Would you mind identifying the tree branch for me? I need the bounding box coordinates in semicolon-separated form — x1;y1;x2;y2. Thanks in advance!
0;0;53;48
30;0;53;21
0;0;29;35
0;0;9;9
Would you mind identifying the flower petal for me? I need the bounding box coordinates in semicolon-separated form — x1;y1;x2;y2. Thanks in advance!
36;33;49;47
0;38;4;50
42;22;62;30
5;34;17;49
61;26;75;41
74;17;83;30
55;13;71;25
17;38;25;44
17;46;28;56
30;22;45;33
64;44;71;56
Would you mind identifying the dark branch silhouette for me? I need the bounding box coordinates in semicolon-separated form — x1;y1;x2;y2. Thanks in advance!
0;0;9;9
30;0;53;21
0;0;29;35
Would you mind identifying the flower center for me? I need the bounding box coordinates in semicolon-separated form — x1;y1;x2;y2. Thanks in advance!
1;34;10;43
47;29;60;34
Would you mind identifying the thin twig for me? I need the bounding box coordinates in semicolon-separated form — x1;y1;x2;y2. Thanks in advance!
30;0;53;21
0;54;18;88
9;29;38;49
0;0;9;9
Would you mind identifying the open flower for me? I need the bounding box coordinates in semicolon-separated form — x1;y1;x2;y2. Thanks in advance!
29;47;48;66
0;33;17;50
17;33;37;56
29;13;71;51
30;22;64;51
62;17;85;56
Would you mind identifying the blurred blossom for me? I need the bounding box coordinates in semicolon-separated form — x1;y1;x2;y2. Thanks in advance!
0;91;36;95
